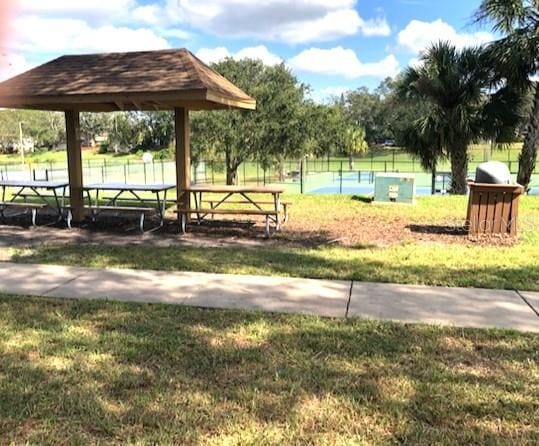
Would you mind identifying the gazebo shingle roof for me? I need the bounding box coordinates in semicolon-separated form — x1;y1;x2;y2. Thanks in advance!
0;48;256;111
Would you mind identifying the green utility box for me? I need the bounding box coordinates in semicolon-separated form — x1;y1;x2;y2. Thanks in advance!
374;173;416;203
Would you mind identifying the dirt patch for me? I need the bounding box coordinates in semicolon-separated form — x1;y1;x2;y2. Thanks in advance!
0;208;517;249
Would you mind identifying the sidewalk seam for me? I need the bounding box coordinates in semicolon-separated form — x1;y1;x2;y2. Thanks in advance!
514;289;539;317
345;280;353;318
40;272;89;297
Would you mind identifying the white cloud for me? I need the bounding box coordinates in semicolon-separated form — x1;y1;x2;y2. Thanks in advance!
234;46;283;65
408;57;422;69
0;54;31;81
19;0;135;21
361;17;391;37
164;0;390;43
131;4;162;26
196;47;231;65
288;47;400;78
309;86;350;103
398;19;493;54
196;45;282;65
12;15;170;54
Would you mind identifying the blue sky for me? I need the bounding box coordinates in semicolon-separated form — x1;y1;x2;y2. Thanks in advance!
1;0;495;101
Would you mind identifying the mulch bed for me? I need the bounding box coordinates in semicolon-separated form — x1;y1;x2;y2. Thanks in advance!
0;209;517;249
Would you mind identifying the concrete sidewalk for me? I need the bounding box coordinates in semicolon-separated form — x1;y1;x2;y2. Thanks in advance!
0;262;537;333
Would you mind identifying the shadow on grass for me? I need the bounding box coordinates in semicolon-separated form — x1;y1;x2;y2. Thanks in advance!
0;295;537;444
407;223;468;237
9;243;539;291
351;194;374;204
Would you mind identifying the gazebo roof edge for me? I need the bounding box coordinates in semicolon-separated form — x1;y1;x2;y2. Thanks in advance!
0;48;256;111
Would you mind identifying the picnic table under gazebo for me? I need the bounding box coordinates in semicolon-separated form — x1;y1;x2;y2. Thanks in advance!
0;48;285;235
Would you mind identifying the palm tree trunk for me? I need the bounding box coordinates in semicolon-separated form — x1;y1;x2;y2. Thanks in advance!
517;83;539;190
449;143;469;194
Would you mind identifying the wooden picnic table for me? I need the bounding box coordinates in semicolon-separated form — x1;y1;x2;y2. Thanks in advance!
178;184;287;237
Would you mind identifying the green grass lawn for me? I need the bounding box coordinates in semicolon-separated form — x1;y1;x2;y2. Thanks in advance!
4;194;539;291
1;295;537;444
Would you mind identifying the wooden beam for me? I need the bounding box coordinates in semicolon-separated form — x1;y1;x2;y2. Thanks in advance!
174;107;190;219
65;110;84;222
0;90;256;111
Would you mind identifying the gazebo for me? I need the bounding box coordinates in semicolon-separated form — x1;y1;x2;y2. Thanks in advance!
0;48;256;222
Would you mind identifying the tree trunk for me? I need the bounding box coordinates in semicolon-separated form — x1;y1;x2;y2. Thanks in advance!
431;162;437;195
225;150;238;185
517;83;539;191
349;152;354;170
449;143;468;194
278;161;286;182
226;168;238;185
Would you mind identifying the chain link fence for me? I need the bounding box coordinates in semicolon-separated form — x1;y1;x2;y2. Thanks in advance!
1;154;537;195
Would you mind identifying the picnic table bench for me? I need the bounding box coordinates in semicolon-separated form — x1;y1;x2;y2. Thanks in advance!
176;184;287;237
202;199;291;223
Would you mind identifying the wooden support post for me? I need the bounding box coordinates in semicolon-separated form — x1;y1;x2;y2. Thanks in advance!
65;110;84;222
175;107;190;218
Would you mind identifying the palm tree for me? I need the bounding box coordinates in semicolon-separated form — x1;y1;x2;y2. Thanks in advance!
398;42;490;194
344;126;368;169
474;0;539;189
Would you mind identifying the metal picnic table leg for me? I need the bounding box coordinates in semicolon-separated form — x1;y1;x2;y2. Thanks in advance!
274;193;281;231
158;190;166;227
193;191;201;224
51;187;63;222
0;185;5;220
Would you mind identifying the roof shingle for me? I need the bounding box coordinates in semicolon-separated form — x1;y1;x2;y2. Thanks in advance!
0;48;256;111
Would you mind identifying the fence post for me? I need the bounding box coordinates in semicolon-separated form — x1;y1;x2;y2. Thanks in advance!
263;167;266;185
257;162;260;185
339;161;343;194
300;157;304;194
392;150;395;171
384;161;387;172
243;162;246;185
161;159;165;183
143;162;147;184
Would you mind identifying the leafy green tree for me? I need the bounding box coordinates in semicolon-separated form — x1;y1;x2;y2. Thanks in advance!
302;102;345;159
138;112;174;150
192;59;307;184
343;87;385;143
344;126;368;169
108;113;143;153
474;0;539;189
0;110;64;150
80;113;113;147
398;42;503;194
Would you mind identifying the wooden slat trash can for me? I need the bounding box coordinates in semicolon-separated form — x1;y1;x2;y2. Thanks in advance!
466;182;524;236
